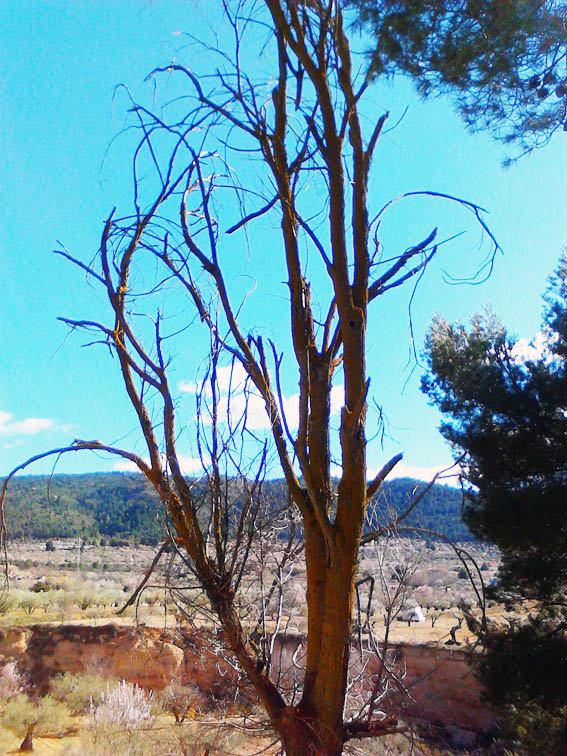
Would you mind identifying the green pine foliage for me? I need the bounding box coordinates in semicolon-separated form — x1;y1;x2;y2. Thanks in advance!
347;0;567;156
422;251;567;749
3;473;163;544
2;472;472;543
422;300;567;599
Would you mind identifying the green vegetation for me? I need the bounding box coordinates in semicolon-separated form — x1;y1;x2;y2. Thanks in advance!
0;662;259;756
4;472;474;543
3;473;163;543
50;672;120;714
423;252;567;753
0;693;73;746
423;253;567;600
371;477;474;541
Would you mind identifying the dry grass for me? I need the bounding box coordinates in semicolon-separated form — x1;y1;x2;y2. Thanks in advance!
3;537;503;644
0;539;507;755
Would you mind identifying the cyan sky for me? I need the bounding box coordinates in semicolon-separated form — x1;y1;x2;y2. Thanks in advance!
2;1;566;480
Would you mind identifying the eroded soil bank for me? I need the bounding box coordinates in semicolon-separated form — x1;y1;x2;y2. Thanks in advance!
0;623;499;748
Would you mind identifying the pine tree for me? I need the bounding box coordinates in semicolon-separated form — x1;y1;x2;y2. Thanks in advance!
347;0;567;158
422;252;567;749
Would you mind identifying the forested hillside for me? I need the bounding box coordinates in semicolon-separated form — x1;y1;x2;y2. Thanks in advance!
3;474;162;543
369;477;471;541
2;473;473;542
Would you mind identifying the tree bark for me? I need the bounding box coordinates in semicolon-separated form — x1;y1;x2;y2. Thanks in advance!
276;704;344;756
19;724;34;752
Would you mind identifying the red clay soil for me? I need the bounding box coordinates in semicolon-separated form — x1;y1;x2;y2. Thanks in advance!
0;623;499;743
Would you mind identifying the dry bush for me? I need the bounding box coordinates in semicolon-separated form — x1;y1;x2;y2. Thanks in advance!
159;679;201;723
62;721;253;756
50;671;119;714
0;693;73;739
0;661;26;700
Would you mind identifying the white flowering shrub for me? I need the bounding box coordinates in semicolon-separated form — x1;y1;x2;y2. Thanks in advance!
85;680;161;756
0;661;26;700
91;680;155;732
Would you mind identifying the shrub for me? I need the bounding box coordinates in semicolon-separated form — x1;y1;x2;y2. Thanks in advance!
109;537;129;547
0;693;72;739
78;590;98;610
505;703;567;755
90;680;155;732
88;681;158;756
50;671;117;714
32;580;54;592
0;661;26;700
17;590;48;615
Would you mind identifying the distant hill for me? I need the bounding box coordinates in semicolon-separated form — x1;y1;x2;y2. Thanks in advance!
2;472;473;543
370;477;472;542
3;474;163;544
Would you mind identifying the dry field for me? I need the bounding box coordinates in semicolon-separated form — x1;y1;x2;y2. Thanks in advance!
3;537;503;639
0;538;508;755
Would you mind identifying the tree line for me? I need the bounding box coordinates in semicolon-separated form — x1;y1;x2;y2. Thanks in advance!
4;473;472;543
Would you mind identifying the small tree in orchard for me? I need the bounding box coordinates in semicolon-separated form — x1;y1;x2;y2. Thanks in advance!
422;252;567;751
1;2;500;754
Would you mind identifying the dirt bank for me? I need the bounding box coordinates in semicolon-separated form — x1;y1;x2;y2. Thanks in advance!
0;623;499;745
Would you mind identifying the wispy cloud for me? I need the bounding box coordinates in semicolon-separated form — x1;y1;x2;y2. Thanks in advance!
0;410;55;437
179;365;344;432
2;440;25;450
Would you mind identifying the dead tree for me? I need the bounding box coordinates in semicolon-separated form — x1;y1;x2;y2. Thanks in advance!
447;617;464;646
0;2;497;754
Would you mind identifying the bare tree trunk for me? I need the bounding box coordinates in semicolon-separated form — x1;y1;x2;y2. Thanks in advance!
19;723;34;752
277;705;344;756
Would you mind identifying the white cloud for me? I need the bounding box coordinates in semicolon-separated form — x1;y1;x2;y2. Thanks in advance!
216;364;247;393
113;459;141;472
367;461;461;484
512;331;550;363
177;455;208;475
113;453;209;476
178;367;343;433
0;410;54;437
178;380;199;394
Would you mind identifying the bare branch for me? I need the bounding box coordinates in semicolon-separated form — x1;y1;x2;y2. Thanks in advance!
366;453;403;500
53;247;106;285
362;455;466;546
117;539;172;614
